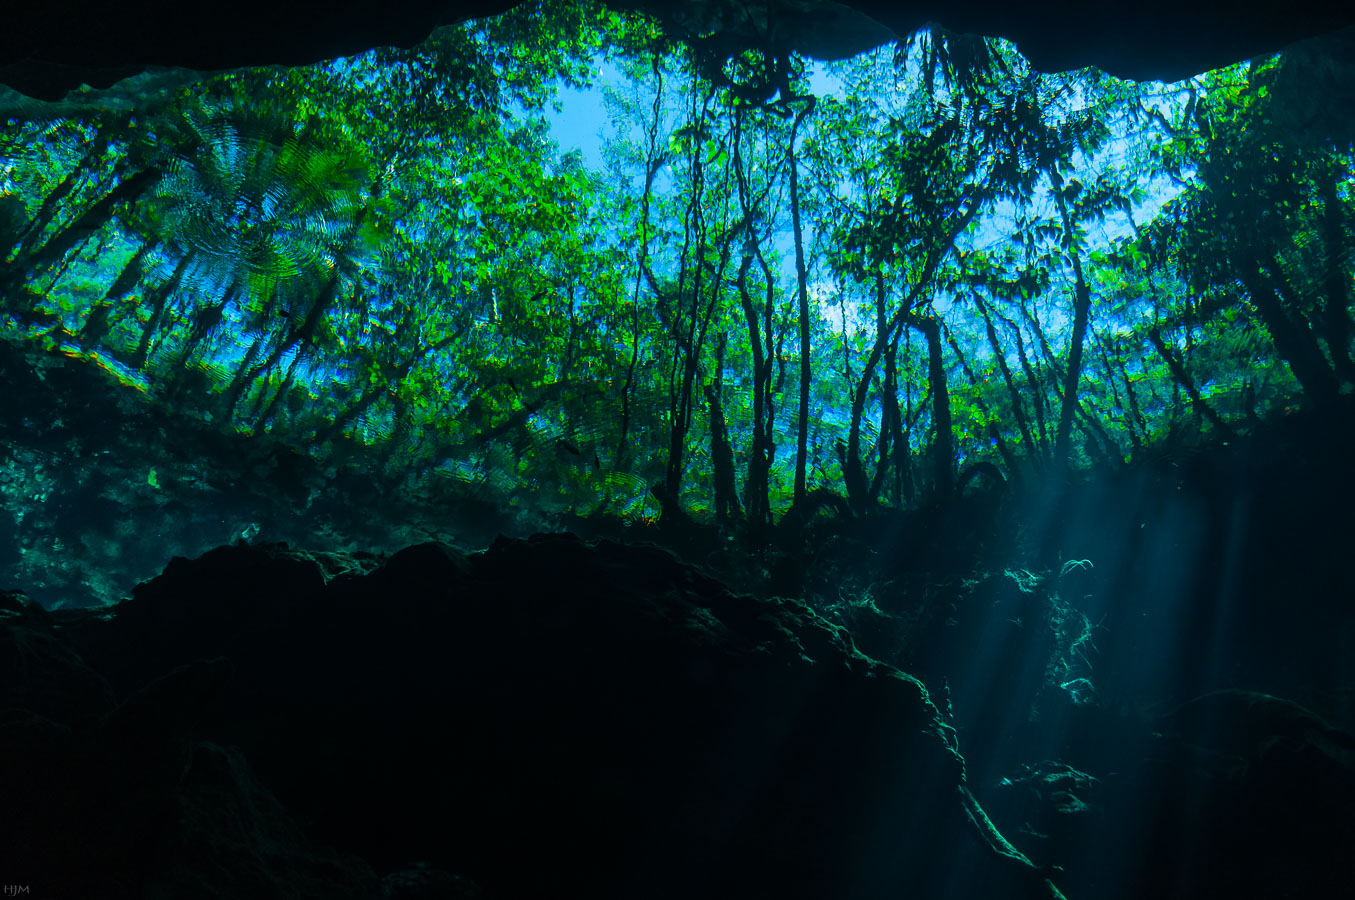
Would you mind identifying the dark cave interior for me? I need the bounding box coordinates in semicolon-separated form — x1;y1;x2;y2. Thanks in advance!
2;2;1355;899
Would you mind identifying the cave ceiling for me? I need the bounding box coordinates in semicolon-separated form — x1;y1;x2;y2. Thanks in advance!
1;0;1352;101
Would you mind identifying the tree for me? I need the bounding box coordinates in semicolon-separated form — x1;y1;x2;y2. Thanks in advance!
1143;49;1354;408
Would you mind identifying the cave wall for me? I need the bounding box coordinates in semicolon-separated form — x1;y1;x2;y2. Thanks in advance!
3;0;1353;101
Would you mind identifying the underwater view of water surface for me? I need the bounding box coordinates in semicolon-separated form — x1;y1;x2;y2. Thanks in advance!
1;1;1353;897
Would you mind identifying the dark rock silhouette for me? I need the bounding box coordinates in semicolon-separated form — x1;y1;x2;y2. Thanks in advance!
3;1;1353;101
3;534;1071;899
5;529;1355;897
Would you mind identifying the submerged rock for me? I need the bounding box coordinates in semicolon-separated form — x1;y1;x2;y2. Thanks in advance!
4;533;1073;899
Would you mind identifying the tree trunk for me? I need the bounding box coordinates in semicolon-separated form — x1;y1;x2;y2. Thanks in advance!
1318;169;1355;387
1145;326;1237;440
222;264;344;424
15;133;111;257
1050;168;1093;471
944;317;1019;479
908;313;953;499
869;274;906;503
661;94;719;515
175;286;235;372
257;359;300;431
789;97;816;506
1239;258;1340;404
844;201;981;511
974;293;1038;467
705;334;742;526
1005;304;1050;455
870;342;901;503
616;57;665;471
1;166;160;296
1097;331;1145;452
84;238;156;349
132;251;193;369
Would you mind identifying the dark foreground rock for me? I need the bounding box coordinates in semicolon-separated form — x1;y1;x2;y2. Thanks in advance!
7;533;1354;899
1;535;1065;899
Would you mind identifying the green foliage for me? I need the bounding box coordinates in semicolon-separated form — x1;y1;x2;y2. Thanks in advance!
1;2;1350;530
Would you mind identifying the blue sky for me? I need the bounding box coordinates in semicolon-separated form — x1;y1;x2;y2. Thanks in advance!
545;67;614;168
544;60;847;169
533;49;1189;345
